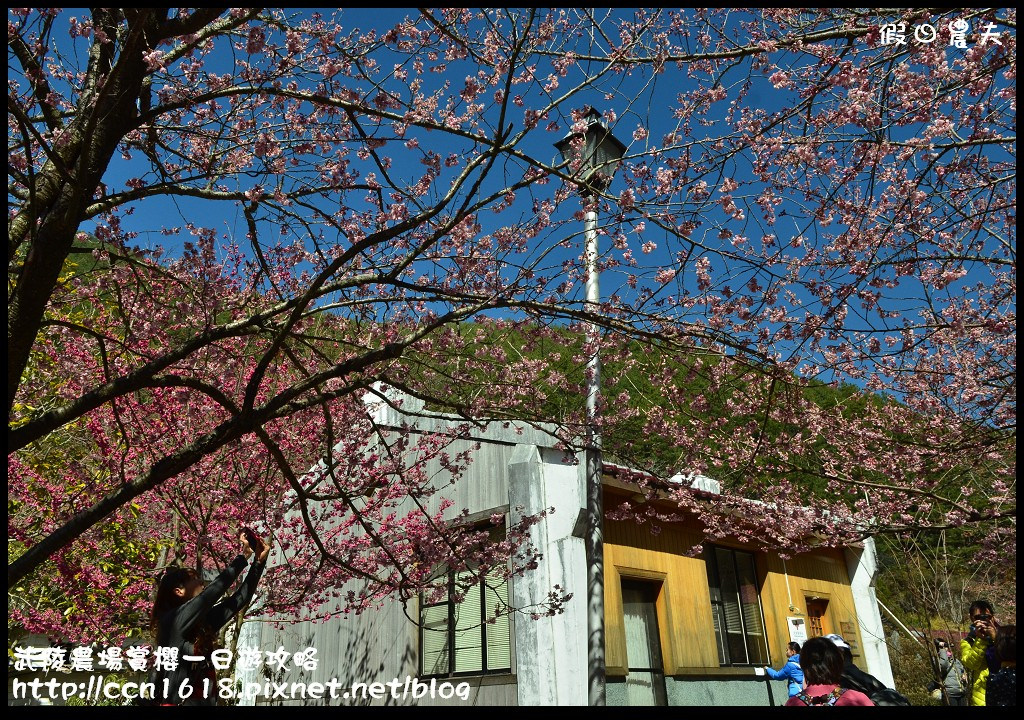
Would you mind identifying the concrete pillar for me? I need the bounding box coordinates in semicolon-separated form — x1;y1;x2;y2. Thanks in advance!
844;537;895;687
508;444;588;705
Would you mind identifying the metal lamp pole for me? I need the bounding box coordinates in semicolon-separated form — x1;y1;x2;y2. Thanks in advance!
582;202;605;706
555;108;625;707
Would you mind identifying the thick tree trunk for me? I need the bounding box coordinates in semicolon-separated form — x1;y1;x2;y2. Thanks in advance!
7;9;155;415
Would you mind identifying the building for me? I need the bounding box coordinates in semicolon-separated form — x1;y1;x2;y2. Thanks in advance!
242;388;894;706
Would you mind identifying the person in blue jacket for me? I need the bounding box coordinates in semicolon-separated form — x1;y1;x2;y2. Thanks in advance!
765;641;804;698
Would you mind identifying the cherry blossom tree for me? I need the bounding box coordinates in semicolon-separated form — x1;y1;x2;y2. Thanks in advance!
8;246;557;642
8;8;1015;640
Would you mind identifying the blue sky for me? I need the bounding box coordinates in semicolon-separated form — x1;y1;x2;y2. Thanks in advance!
13;9;1015;410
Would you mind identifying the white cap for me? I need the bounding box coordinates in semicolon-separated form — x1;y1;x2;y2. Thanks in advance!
825;633;850;650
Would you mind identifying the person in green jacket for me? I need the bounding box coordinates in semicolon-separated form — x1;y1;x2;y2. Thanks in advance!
960;599;999;706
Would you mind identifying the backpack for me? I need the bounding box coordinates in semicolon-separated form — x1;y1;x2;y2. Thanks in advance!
870;687;911;706
843;664;912;706
794;687;847;706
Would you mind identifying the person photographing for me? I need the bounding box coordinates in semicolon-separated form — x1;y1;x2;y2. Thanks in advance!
960;599;999;706
149;529;270;705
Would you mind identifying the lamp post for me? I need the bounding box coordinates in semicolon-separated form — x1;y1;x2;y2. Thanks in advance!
555;107;625;707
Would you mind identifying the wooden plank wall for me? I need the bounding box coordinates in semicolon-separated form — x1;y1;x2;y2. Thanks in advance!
603;493;867;675
604;514;719;673
760;548;868;663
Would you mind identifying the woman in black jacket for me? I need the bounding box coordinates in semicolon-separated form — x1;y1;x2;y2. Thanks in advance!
149;531;269;705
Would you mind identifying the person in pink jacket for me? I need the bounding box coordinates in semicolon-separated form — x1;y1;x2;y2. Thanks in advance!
785;637;874;706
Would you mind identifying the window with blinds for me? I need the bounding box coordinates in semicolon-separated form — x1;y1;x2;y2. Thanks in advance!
705;546;769;666
420;565;512;677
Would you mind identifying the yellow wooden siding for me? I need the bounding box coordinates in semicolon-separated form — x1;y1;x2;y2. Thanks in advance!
761;549;869;663
604;506;868;675
604;516;719;674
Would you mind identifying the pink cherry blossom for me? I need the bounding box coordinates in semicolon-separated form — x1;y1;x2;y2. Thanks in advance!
7;8;1014;642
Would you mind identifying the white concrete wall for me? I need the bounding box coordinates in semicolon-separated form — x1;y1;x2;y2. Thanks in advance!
844;537;895;688
508;445;588;706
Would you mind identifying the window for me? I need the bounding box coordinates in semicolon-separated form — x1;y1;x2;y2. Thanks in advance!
806;598;829;637
705;546;769;666
621;578;668;706
419;517;512;678
420;566;511;677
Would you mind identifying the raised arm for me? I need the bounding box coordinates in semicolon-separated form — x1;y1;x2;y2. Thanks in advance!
205;531;271;630
172;555;249;635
